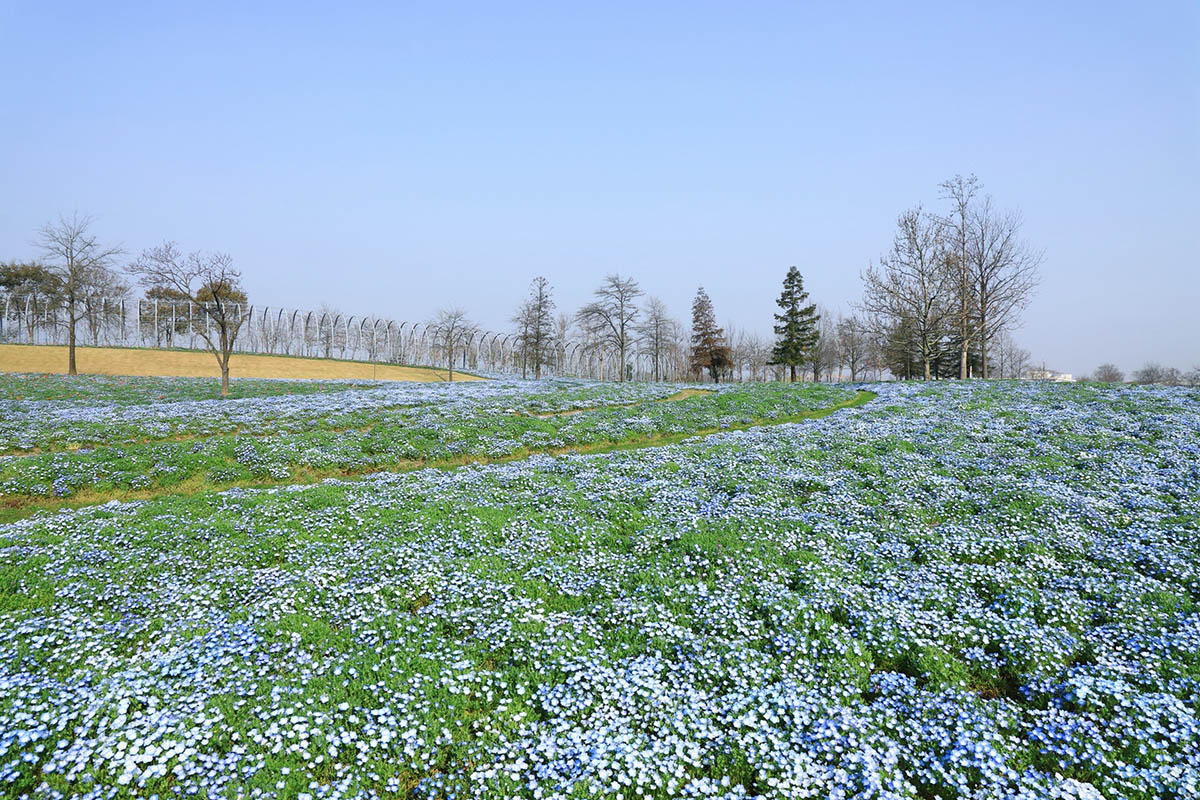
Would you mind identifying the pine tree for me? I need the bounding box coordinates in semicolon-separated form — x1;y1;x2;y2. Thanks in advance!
689;286;731;383
771;266;820;382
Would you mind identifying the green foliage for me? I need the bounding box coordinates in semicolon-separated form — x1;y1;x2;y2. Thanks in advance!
770;266;820;379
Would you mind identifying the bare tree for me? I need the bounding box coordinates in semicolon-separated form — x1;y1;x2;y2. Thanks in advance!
937;175;1042;379
1132;362;1169;385
1093;363;1124;383
314;305;345;359
859;207;951;381
553;312;573;374
36;213;124;374
808;307;838;381
577;273;642;381
81;270;130;346
729;327;749;382
667;316;689;381
968;197;1043;378
823;314;840;381
837;314;868;381
938;175;980;379
513;303;533;379
742;333;771;382
512;276;555;379
129;242;248;396
636;296;675;382
992;331;1031;379
863;328;887;380
430;307;477;381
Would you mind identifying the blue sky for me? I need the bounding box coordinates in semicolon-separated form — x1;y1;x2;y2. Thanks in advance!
2;1;1197;376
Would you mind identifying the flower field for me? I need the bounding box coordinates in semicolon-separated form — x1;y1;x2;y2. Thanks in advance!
1;376;1198;799
0;378;855;502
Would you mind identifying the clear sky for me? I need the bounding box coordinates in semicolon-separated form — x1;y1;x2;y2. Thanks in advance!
2;1;1197;377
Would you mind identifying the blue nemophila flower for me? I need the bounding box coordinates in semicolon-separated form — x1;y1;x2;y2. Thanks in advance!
0;379;1197;798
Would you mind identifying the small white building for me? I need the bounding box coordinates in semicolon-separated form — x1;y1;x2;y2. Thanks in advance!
1025;367;1076;382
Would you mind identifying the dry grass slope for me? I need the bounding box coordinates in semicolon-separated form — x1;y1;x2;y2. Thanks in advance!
0;344;483;382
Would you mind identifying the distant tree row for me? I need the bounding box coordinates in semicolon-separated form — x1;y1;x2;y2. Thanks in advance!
1084;362;1200;386
492;178;1047;385
2;203;1038;388
499;269;876;384
19;184;1194;386
2;214;248;395
499;274;737;383
495;257;1035;385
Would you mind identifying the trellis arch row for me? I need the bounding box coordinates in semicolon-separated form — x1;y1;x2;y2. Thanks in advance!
0;295;664;379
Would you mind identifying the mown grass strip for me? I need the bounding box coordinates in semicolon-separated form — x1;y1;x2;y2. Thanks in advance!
526;387;714;418
0;390;875;523
1;388;709;457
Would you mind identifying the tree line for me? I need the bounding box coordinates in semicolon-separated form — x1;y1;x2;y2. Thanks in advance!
3;198;1034;389
1083;362;1200;386
491;266;906;384
3;214;248;395
8;183;1194;388
486;174;1051;384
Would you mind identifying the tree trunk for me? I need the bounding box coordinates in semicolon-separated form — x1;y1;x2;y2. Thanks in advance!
220;362;230;397
924;358;932;381
67;299;77;375
960;346;969;380
789;364;796;382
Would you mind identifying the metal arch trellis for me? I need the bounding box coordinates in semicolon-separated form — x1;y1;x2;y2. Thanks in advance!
462;330;478;370
0;292;540;375
384;320;398;363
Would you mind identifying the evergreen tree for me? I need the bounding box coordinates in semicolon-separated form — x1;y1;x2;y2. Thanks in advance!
771;266;820;381
689;286;731;383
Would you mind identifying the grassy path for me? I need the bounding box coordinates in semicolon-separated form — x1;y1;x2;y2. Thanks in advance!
1;388;712;457
527;388;713;417
0;390;875;522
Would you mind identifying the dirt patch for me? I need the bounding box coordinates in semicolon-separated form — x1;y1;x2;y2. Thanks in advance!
0;344;483;382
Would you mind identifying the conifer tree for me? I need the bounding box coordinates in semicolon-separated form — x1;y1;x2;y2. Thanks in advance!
690;286;731;383
771;266;820;382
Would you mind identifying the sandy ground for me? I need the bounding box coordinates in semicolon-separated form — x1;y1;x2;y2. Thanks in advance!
0;344;483;382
